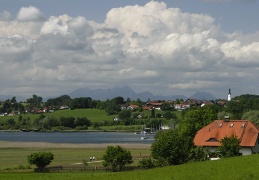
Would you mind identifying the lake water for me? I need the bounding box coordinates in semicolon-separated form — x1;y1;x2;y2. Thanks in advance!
0;132;155;144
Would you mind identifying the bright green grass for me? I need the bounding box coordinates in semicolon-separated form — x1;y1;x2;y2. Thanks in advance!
0;153;258;179
0;148;150;170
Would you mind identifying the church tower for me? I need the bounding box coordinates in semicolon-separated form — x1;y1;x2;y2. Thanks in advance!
227;89;231;101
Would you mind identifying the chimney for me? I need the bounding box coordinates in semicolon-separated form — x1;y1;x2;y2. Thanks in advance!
224;115;230;122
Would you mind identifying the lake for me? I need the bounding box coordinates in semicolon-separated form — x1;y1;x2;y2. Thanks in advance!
0;132;155;144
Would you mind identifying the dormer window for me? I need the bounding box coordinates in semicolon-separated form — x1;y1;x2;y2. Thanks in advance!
241;123;246;128
218;123;222;127
230;123;234;128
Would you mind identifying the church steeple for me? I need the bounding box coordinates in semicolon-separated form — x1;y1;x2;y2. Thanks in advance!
228;89;231;101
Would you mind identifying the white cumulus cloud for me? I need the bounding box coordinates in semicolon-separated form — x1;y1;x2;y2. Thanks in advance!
17;6;45;21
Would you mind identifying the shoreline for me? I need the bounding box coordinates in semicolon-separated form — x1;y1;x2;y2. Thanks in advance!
0;141;151;149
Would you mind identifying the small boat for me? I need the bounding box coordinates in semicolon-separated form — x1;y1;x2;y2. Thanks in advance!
141;131;148;140
141;136;148;140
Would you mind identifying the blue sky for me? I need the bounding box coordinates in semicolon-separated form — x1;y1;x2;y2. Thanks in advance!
0;0;259;99
1;0;258;33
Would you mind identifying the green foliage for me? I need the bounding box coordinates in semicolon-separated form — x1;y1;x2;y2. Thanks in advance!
59;116;76;128
74;117;92;127
45;95;72;107
105;100;121;115
118;110;131;120
187;146;210;162
242;110;259;125
179;107;217;138
138;158;155;169
151;130;189;166
217;111;233;120
217;135;241;158
102;145;133;171
26;94;43;108
27;152;54;171
69;97;97;109
161;102;174;111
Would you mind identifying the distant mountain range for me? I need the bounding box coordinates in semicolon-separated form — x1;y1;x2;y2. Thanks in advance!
0;86;217;102
68;85;216;101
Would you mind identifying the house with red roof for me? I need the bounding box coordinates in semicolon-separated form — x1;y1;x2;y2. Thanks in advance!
194;118;259;156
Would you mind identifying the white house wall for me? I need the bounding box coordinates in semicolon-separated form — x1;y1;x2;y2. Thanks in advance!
207;147;253;156
239;148;252;156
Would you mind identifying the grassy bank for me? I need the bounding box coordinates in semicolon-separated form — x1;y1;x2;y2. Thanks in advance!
0;146;151;171
0;153;258;179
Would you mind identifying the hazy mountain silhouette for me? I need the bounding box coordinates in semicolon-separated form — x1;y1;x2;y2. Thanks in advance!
0;86;217;102
189;91;216;100
69;85;188;101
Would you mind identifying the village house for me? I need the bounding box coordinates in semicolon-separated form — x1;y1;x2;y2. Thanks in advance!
194;118;259;156
127;104;139;110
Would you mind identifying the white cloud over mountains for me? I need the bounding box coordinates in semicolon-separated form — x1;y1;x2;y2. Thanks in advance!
0;1;259;98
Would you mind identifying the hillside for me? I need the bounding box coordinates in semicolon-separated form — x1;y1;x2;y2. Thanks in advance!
0;153;258;179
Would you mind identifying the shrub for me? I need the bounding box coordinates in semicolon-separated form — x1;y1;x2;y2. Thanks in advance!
27;152;54;171
138;158;155;169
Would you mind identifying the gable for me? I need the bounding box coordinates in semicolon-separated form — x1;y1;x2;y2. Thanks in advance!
206;138;219;142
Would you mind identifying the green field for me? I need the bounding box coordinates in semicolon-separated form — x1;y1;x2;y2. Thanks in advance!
0;147;151;170
0;150;258;180
0;109;112;122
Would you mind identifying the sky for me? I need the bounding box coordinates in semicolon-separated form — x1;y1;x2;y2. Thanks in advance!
1;0;259;100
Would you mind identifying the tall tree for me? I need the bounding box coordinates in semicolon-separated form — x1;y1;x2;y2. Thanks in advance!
179;107;217;138
26;94;42;107
102;145;133;172
151;130;189;166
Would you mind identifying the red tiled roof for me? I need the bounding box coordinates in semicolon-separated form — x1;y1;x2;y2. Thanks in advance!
143;105;152;110
150;102;162;106
130;104;139;109
194;120;259;147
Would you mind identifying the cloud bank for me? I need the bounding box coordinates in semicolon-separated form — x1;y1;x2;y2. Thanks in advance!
0;1;259;99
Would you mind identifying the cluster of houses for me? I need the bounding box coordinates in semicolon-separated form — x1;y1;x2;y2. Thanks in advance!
123;98;229;111
0;105;70;117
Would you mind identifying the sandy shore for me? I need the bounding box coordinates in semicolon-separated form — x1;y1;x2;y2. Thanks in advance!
0;141;151;149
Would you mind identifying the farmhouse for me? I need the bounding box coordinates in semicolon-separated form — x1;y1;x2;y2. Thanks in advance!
194;118;259;156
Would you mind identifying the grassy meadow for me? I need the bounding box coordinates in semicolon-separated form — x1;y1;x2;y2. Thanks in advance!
0;147;151;170
0;151;258;179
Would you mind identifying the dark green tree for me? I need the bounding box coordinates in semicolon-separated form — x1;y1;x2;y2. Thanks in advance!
161;102;174;111
138;158;155;169
45;95;72;107
179;107;217;138
74;117;92;127
187;146;210;162
217;135;241;158
151;130;189;166
102;145;133;172
26;94;43;107
27;152;54;171
118;110;131;120
242;110;259;125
